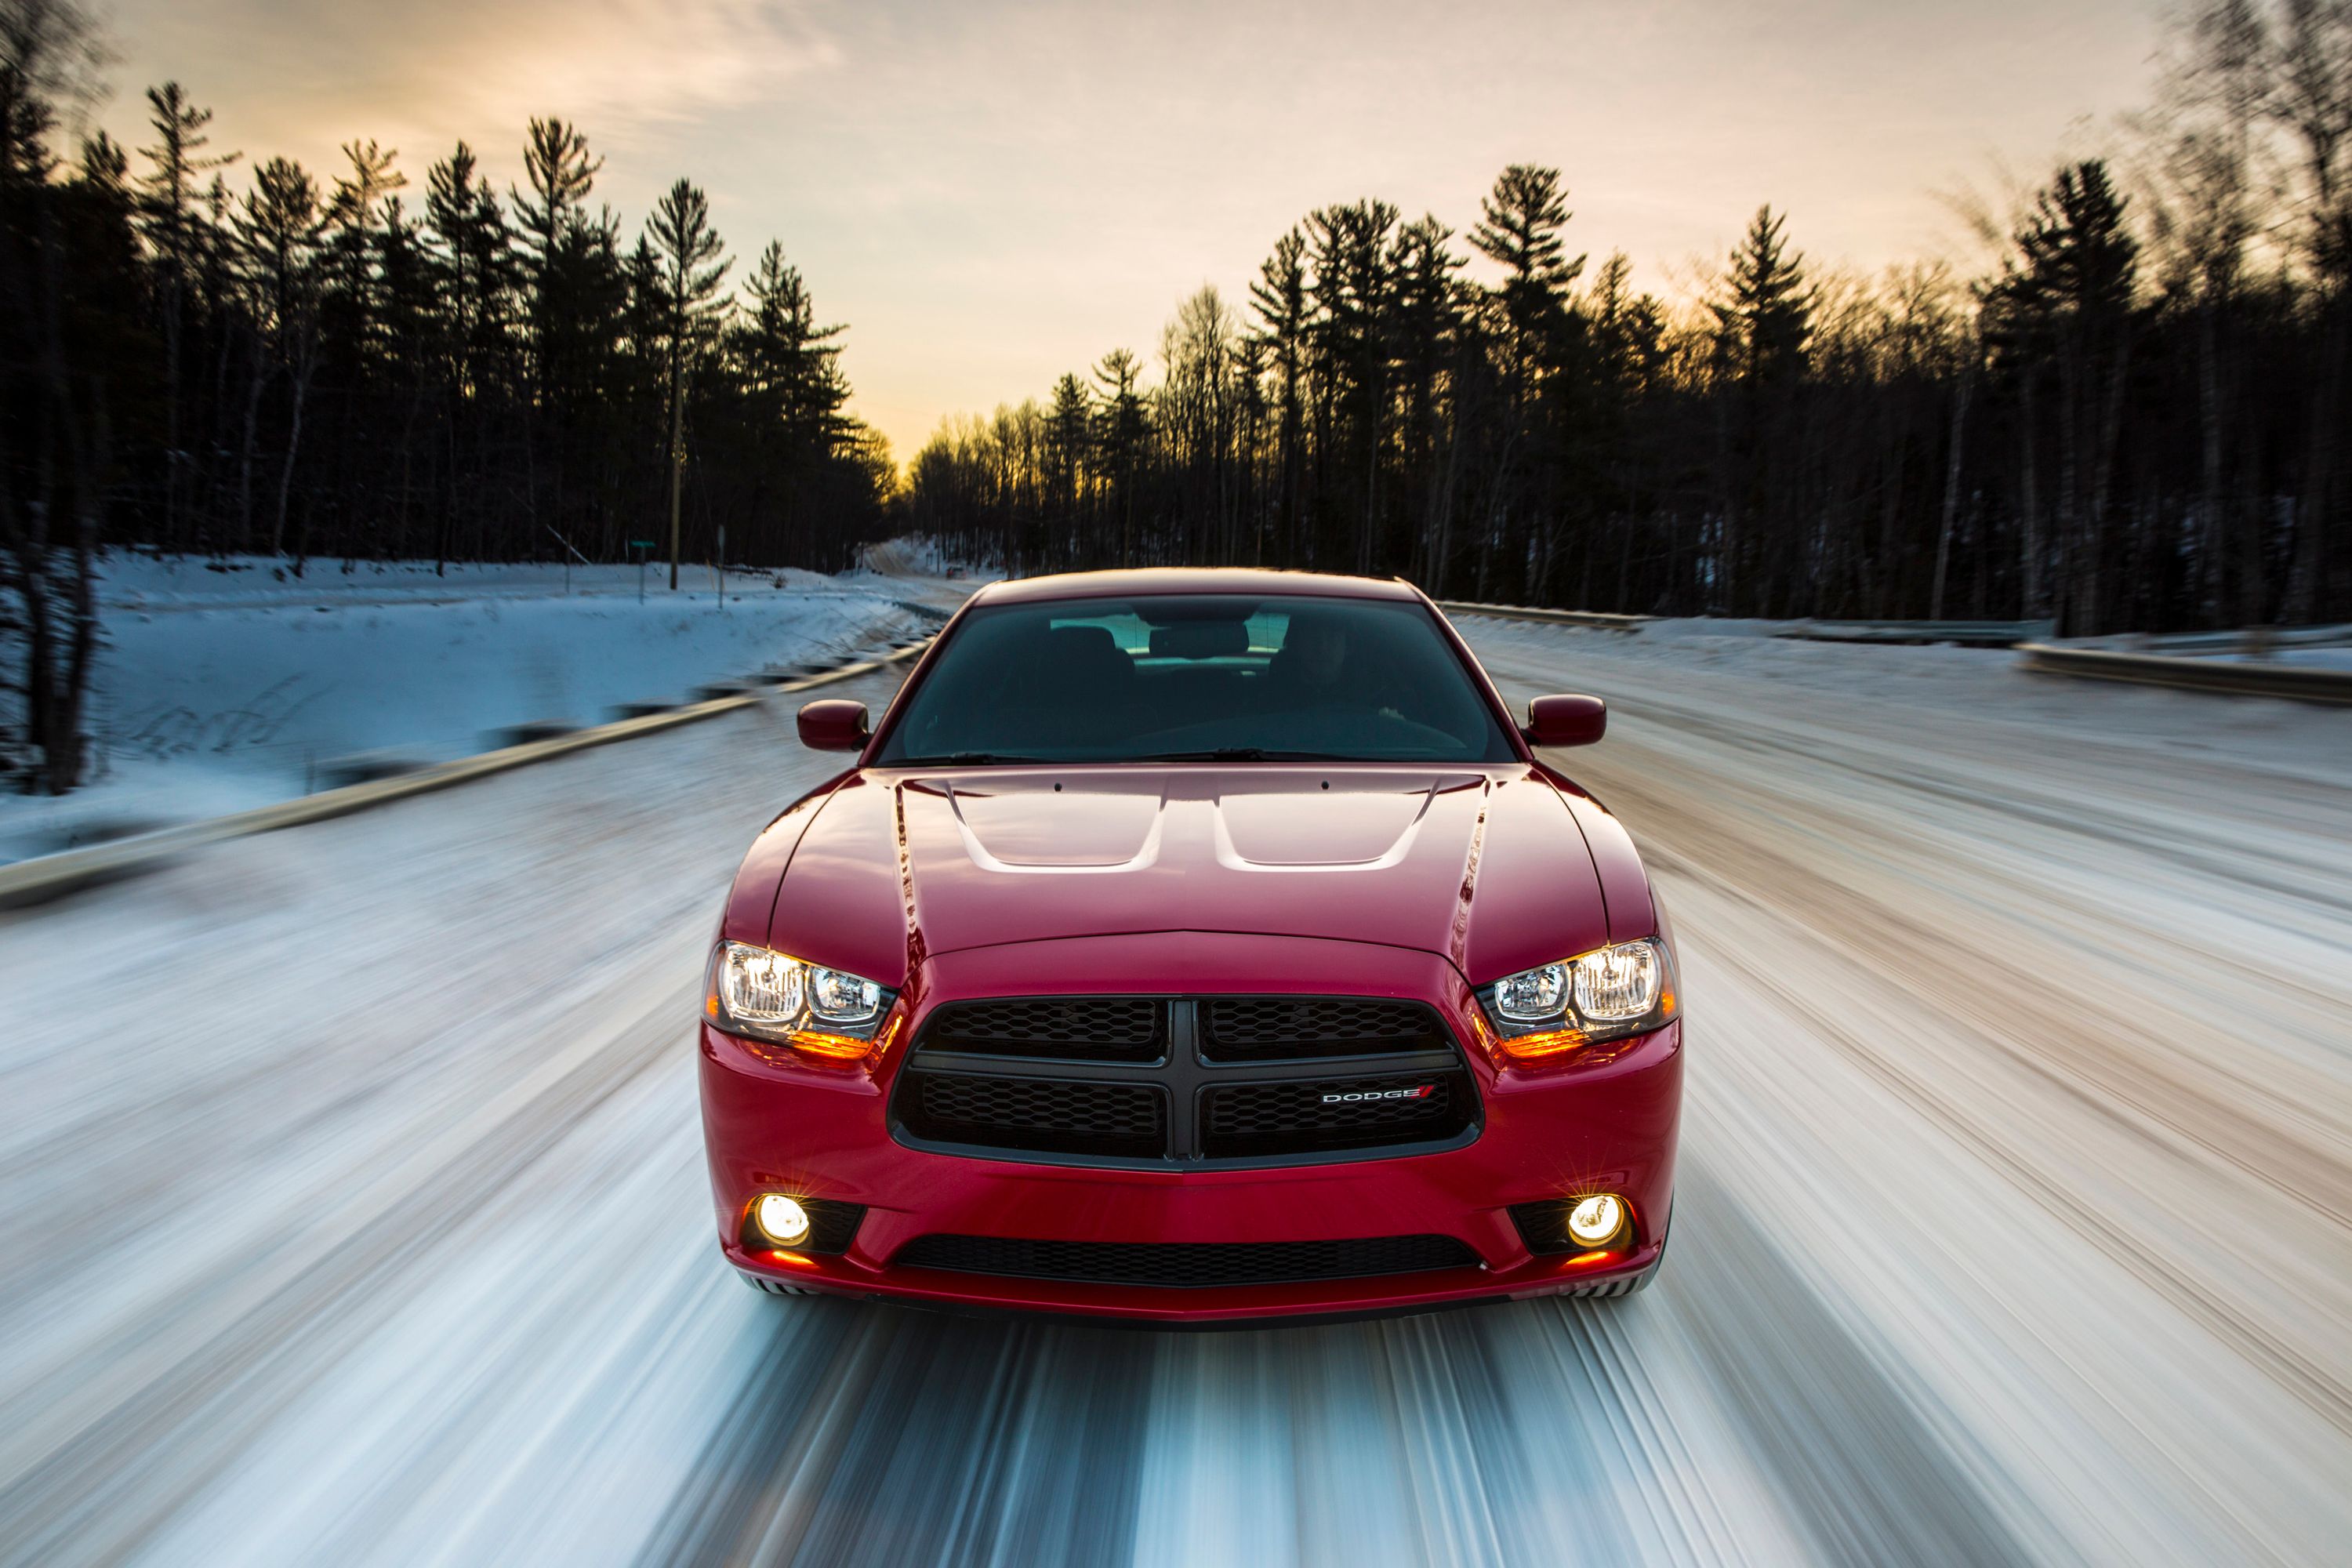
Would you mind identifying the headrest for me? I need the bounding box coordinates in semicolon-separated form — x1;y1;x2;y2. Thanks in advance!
1047;623;1127;664
1148;620;1248;659
1032;624;1134;688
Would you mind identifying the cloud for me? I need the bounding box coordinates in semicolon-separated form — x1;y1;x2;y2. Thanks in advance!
107;0;837;165
401;0;837;132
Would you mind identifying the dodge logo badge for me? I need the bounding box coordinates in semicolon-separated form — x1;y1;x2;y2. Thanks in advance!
1321;1085;1436;1104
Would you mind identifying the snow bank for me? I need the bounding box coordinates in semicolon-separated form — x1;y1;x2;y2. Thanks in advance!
1;555;922;862
853;534;993;579
1462;613;2350;782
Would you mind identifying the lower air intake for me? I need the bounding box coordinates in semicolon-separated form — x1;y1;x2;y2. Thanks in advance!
891;1232;1481;1287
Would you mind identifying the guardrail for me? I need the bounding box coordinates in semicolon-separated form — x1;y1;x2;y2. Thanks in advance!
1775;618;2056;648
0;640;933;911
1434;601;1653;630
2016;643;2352;705
2058;623;2352;656
1439;597;2352;704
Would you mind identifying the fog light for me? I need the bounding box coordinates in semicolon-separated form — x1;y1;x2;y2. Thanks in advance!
752;1193;811;1248
1566;1193;1626;1247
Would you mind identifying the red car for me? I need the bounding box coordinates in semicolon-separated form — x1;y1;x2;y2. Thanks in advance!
699;569;1682;1323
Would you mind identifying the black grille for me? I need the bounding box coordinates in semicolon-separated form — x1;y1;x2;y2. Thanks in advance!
895;995;1478;1166
1200;996;1440;1061
902;1071;1166;1157
925;996;1163;1062
738;1196;866;1256
1200;1072;1472;1158
892;1232;1481;1287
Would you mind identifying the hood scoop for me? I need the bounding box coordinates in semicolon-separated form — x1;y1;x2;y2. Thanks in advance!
941;779;1167;873
892;769;1493;956
932;773;1446;877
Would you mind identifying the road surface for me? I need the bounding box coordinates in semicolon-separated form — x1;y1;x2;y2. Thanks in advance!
2;616;2346;1566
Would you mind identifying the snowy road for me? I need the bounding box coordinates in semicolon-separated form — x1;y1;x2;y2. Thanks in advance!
2;620;2347;1566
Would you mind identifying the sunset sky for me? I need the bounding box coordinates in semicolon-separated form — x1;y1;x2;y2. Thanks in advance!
98;0;2165;462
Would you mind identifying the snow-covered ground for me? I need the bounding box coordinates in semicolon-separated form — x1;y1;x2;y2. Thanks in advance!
0;611;2347;1566
0;555;931;863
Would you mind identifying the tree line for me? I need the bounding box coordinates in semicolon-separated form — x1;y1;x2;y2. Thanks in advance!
2;0;890;791
906;0;2352;639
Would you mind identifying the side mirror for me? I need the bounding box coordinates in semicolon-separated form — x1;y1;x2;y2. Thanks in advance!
1524;693;1606;748
797;699;870;752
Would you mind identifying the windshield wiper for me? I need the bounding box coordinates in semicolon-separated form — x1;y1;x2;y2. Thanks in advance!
1135;747;1356;762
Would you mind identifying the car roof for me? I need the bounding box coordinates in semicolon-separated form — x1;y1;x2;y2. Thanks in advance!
967;568;1425;607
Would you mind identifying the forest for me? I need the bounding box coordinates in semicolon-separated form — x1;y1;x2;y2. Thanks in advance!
1;0;889;789
5;0;2352;794
905;1;2352;642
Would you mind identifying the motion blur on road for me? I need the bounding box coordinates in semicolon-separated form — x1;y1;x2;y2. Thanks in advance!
3;598;2347;1567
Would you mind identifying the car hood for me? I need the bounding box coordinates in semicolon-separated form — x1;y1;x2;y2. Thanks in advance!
765;764;1615;987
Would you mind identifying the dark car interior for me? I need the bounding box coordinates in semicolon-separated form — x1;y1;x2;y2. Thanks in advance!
875;594;1519;764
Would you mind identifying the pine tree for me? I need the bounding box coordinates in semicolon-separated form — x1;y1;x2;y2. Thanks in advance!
1388;215;1463;586
423;143;512;399
1250;227;1310;562
136;83;237;545
1469;163;1581;385
1983;161;2137;626
1712;205;1811;383
321;139;404;374
1094;347;1148;561
737;240;846;451
419;144;517;564
1045;371;1091;522
233;156;325;554
1306;199;1398;568
514;117;599;307
645;177;731;587
1708;205;1811;613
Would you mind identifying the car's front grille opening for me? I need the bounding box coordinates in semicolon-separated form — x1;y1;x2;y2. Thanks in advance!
1200;1071;1472;1158
891;1232;1482;1288
924;996;1164;1062
894;995;1479;1167
901;1071;1167;1158
1198;996;1441;1061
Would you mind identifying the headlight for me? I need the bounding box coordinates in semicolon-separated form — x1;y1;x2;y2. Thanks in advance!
1476;938;1675;1061
1493;962;1570;1022
808;964;883;1026
708;941;898;1062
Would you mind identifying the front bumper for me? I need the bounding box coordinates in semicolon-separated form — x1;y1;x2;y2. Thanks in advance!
698;935;1682;1323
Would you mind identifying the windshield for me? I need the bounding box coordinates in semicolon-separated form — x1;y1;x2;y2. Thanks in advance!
874;593;1518;765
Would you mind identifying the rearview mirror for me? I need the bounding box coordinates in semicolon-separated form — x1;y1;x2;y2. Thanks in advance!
797;699;870;752
1524;694;1606;748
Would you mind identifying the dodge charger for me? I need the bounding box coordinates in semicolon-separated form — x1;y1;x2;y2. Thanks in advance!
698;568;1681;1323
